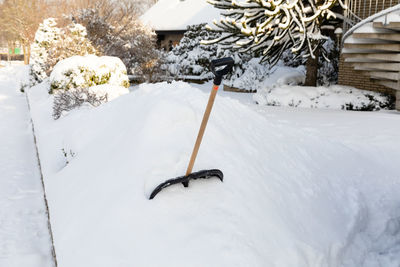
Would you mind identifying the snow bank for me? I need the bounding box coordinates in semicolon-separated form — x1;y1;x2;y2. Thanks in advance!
49;55;129;92
28;81;400;266
86;84;129;101
254;84;392;110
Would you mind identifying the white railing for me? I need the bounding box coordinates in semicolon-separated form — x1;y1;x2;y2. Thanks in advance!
343;0;400;33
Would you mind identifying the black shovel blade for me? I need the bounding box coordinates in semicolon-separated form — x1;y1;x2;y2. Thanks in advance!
149;169;223;199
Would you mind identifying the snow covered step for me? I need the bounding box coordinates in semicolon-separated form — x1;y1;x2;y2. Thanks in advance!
344;43;400;51
352;62;400;71
343;53;400;62
376;79;400;90
352;32;400;42
345;36;398;44
369;71;400;81
373;21;400;31
353;22;397;34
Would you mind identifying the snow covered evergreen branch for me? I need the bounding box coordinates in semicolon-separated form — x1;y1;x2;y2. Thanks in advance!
204;0;346;66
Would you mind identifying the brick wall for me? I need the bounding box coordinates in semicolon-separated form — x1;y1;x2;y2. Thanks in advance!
338;56;396;96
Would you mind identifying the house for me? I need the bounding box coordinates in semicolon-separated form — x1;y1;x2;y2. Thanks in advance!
339;0;400;110
140;0;220;51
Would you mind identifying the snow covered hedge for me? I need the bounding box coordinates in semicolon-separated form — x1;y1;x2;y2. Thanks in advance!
49;55;130;119
49;55;129;93
254;85;394;111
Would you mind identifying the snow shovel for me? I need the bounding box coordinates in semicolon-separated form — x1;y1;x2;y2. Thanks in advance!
149;57;234;199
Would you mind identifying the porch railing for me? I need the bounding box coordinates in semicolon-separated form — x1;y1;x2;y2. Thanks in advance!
343;0;400;33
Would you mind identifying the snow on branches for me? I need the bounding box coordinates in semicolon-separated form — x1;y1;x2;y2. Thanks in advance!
205;0;346;66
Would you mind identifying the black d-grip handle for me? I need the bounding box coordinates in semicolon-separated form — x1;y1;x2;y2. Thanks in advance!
210;57;234;86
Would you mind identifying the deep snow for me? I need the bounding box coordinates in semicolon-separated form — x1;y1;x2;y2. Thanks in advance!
27;76;400;266
0;65;54;267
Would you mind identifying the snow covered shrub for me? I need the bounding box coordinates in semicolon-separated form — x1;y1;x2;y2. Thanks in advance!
74;8;163;81
52;88;107;119
167;24;246;80
254;85;393;111
61;147;75;165
225;58;270;92
167;24;219;79
49;55;129;93
30;18;98;84
52;84;129;119
50;55;129;119
53;85;129;119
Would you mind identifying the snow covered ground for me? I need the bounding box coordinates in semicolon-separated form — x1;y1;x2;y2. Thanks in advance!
26;70;400;267
0;65;54;267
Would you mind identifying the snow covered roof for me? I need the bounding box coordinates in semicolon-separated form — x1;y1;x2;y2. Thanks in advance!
140;0;221;31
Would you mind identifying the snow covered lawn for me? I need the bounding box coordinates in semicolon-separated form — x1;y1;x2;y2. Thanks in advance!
0;65;54;267
28;77;400;266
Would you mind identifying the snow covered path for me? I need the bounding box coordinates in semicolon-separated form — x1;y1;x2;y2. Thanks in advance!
0;65;54;267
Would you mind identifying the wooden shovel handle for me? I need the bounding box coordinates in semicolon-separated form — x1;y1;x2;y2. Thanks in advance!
185;84;219;177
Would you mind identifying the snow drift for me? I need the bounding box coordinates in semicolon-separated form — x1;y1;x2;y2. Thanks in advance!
28;81;400;267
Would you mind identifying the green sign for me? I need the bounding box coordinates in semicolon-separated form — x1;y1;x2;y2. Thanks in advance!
8;48;21;54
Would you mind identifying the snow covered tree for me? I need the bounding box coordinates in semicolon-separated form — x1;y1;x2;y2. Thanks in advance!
0;0;48;64
30;18;97;84
73;6;163;81
205;0;345;86
30;18;61;83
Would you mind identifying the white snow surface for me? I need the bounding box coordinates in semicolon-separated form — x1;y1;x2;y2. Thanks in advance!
27;77;400;267
0;65;54;267
87;84;130;101
140;0;221;31
254;84;388;110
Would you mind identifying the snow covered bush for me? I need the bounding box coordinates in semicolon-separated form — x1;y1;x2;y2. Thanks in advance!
50;55;129;119
52;84;129;120
254;85;394;111
30;18;97;84
225;58;270;92
166;24;248;80
52;89;106;119
49;55;129;93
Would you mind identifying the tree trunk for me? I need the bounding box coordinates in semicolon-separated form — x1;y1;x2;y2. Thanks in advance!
304;48;319;87
7;41;11;62
27;45;31;65
23;43;31;65
23;45;28;65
